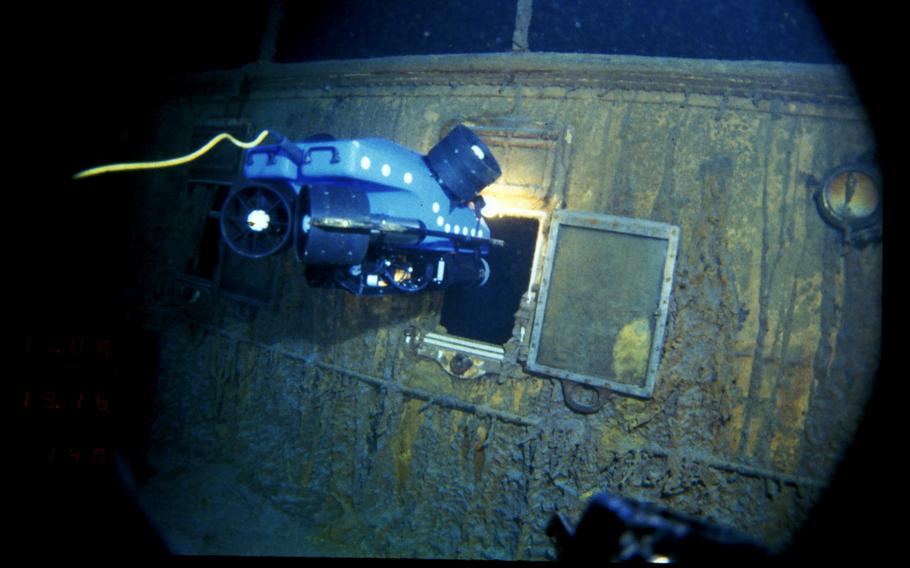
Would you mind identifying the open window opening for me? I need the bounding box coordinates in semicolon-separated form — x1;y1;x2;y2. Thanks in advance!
185;183;231;280
177;181;281;310
440;211;544;345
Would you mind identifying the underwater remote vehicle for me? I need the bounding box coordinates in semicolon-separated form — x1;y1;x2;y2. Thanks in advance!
76;124;502;297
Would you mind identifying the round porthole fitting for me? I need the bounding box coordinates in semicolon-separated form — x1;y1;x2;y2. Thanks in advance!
814;164;882;245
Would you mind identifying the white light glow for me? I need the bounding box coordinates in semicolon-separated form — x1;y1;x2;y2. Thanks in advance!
437;216;444;227
360;156;371;170
404;172;413;184
246;209;270;232
381;164;391;177
480;195;501;218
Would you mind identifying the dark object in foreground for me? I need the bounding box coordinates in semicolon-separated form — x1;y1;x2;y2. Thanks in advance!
546;492;769;562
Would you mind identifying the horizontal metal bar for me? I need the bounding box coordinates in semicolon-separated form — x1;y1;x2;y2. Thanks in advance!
176;53;861;111
424;332;505;353
422;338;504;356
314;361;538;428
422;340;506;362
423;335;503;354
554;210;678;240
625;443;826;489
422;337;505;361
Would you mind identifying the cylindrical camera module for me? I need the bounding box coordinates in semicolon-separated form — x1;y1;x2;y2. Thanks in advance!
425;124;501;202
438;254;490;289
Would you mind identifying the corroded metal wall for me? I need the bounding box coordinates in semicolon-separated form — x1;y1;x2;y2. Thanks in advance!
131;53;880;557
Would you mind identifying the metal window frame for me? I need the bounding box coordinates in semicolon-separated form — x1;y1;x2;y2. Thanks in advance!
428;120;562;356
175;180;282;310
433;208;548;350
526;210;679;399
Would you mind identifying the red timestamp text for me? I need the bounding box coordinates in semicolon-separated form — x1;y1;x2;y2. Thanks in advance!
23;390;110;411
46;447;109;465
22;334;114;359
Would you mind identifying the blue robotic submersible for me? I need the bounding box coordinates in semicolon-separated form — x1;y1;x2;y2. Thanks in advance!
219;124;502;296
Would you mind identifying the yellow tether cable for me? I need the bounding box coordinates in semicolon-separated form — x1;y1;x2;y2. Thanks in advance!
72;130;271;180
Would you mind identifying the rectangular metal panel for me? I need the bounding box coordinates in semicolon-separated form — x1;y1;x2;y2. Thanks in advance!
527;211;679;398
469;122;560;199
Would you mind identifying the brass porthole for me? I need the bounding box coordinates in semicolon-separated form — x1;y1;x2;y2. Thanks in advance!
814;165;882;243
